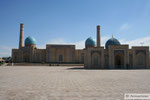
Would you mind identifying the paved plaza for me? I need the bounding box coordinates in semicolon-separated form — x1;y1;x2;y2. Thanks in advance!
0;66;150;100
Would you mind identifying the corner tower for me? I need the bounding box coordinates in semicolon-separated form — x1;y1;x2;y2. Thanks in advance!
19;23;24;49
97;25;101;47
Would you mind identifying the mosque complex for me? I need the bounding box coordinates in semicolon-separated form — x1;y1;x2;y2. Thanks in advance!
12;24;150;69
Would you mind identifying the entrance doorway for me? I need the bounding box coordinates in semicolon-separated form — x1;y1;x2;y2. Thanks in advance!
24;53;29;62
91;53;100;68
115;55;124;69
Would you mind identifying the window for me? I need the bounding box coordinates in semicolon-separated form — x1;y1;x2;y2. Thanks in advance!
81;54;84;63
59;55;63;62
14;56;17;62
94;56;98;66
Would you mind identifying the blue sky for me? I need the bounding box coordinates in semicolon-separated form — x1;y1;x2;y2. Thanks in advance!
0;0;150;57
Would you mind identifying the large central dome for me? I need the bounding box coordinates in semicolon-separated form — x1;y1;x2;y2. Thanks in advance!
105;37;120;49
25;36;36;45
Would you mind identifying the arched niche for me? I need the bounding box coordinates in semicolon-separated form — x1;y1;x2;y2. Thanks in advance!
23;52;29;62
136;52;146;67
114;51;124;69
91;52;101;68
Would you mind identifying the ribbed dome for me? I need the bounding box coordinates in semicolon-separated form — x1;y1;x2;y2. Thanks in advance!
25;36;36;45
105;37;120;49
85;37;96;47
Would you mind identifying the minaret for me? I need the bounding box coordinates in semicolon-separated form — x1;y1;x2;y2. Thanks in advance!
97;25;101;47
19;23;24;49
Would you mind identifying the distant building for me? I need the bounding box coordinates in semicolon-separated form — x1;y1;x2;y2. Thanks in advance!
0;58;3;62
12;24;150;69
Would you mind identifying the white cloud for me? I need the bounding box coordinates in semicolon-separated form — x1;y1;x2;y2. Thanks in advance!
120;23;130;30
0;46;11;50
47;38;67;44
120;37;150;48
0;52;10;57
73;40;85;49
0;46;12;57
118;23;131;33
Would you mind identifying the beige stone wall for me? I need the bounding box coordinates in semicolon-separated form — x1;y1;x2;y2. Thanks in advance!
46;45;75;63
12;49;24;62
84;47;104;68
128;49;133;67
132;46;149;69
12;46;35;63
104;49;109;68
75;49;85;63
33;49;46;63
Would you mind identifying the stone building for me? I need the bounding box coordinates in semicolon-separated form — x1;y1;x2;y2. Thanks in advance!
12;23;150;69
84;25;150;69
12;24;84;64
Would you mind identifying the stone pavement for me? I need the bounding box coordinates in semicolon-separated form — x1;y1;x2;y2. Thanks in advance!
0;66;150;100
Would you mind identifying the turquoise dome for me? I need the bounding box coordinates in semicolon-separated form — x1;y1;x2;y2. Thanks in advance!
25;36;36;45
105;37;120;49
85;37;96;47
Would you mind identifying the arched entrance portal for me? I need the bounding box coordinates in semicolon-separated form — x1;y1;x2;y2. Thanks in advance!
115;54;124;69
91;52;100;68
24;53;29;62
